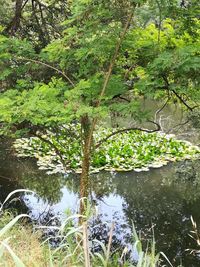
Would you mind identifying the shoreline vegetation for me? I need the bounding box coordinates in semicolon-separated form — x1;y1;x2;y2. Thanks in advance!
0;195;169;267
1;188;199;267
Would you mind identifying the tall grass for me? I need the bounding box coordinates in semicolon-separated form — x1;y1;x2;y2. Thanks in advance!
0;191;169;267
0;189;33;266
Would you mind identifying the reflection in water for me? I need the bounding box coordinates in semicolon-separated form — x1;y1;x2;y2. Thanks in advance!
90;166;200;266
1;139;200;266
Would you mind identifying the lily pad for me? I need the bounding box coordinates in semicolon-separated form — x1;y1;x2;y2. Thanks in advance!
13;124;200;174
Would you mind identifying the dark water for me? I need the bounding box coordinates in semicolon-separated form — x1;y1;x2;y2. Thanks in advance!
0;101;200;266
1;139;200;266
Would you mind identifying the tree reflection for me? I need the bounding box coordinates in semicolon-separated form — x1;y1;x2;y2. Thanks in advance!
1;139;200;265
88;163;200;266
0;140;64;205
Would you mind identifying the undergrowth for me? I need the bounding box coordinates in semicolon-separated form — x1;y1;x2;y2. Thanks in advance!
0;190;171;267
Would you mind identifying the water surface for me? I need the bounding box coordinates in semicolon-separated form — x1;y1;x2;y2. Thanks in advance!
0;102;200;266
1;138;200;266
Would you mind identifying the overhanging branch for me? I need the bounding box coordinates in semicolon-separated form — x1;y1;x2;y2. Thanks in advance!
172;89;198;111
95;121;161;149
33;132;67;167
166;119;190;134
154;97;170;122
16;56;75;87
161;74;198;111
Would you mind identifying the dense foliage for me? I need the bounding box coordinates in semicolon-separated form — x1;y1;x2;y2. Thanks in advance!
0;0;199;136
13;124;200;174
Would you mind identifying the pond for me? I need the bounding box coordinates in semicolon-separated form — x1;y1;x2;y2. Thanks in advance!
0;102;200;266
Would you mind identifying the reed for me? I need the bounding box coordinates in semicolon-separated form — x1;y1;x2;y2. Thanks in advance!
0;191;172;267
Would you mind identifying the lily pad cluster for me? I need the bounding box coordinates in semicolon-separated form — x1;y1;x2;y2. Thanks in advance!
13;124;200;174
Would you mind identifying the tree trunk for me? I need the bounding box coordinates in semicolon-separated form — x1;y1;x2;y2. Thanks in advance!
6;0;24;35
78;11;134;221
80;115;92;218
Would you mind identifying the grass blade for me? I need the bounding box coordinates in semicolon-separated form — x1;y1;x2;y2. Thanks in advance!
0;214;29;238
1;241;26;267
1;189;34;210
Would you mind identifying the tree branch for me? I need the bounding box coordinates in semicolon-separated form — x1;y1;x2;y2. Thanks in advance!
5;0;24;35
161;74;197;111
22;0;29;10
155;0;162;44
87;11;135;153
172;89;196;111
95;121;161;149
97;12;134;106
112;95;130;102
16;56;75;87
38;1;50;43
154;97;170;122
166;119;190;134
32;132;67;168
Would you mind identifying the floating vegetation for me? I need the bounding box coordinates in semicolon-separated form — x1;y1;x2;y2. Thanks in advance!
13;124;200;174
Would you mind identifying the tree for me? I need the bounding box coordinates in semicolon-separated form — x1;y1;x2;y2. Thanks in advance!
0;0;199;217
1;0;69;49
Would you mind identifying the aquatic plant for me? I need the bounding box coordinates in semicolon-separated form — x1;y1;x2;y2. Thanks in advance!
13;124;200;174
